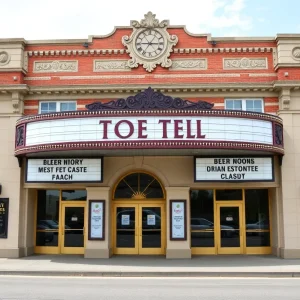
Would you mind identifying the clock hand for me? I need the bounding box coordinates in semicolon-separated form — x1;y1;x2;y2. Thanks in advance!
149;36;156;43
144;43;151;51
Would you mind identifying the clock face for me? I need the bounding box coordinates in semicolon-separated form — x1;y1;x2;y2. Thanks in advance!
135;29;165;58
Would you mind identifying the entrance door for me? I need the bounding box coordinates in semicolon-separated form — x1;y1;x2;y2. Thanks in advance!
113;203;165;255
61;204;85;254
216;203;243;254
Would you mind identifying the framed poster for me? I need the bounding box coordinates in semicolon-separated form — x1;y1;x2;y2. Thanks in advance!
170;200;187;241
88;200;105;240
0;198;9;238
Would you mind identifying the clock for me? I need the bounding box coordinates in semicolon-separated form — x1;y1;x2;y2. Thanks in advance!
122;12;178;72
135;29;165;59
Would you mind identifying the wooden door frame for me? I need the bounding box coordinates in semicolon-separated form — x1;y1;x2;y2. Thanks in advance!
112;201;166;255
112;203;139;255
60;202;86;254
138;203;165;255
216;202;244;255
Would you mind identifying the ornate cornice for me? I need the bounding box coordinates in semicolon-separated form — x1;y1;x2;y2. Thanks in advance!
0;85;29;93
10;83;279;98
173;47;274;54
25;47;275;57
27;49;127;56
85;87;214;110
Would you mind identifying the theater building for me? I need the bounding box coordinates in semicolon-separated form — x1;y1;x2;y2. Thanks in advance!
0;12;300;259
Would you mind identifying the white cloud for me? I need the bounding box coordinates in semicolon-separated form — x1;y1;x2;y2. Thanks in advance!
0;0;253;39
224;0;245;12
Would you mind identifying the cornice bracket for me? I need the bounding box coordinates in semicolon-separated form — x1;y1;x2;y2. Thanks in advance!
11;92;24;114
279;87;291;110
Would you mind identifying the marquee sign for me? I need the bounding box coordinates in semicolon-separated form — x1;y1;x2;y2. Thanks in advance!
194;156;274;182
23;115;275;145
14;89;284;156
26;158;103;183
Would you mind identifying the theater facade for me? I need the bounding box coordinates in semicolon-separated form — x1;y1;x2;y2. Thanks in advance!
0;12;299;258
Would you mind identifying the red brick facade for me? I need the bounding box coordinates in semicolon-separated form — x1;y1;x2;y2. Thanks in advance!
14;27;285;115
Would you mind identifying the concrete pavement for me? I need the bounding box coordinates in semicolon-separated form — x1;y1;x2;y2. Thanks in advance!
1;255;300;277
2;277;300;300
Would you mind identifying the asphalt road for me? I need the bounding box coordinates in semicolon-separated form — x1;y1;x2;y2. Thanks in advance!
0;276;300;300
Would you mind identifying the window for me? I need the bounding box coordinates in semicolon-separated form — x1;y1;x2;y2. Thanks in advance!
199;218;213;226
190;190;214;248
225;99;264;113
114;172;164;199
245;189;270;247
40;101;76;113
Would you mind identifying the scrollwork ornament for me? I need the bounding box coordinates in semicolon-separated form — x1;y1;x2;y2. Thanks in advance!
86;87;214;111
131;12;168;29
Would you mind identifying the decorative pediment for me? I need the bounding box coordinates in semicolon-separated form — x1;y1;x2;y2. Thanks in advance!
85;87;214;110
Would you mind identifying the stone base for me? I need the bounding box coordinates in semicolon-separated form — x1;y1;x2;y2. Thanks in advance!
280;248;300;259
84;248;112;258
0;248;24;258
272;246;280;257
166;248;191;259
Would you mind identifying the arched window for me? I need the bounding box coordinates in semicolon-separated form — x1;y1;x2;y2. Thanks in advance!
114;172;164;199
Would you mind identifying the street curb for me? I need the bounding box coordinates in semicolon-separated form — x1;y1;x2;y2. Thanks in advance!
0;271;300;277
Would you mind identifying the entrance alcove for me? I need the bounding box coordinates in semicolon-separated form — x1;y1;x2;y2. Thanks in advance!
112;171;166;255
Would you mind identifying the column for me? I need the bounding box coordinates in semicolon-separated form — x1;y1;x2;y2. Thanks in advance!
85;187;111;258
165;187;191;259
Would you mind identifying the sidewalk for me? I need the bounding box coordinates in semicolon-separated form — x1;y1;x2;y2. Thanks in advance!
1;255;300;277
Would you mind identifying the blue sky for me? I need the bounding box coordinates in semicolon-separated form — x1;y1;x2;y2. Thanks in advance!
1;0;300;40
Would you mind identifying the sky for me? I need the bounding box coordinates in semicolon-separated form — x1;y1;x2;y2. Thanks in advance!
1;0;300;40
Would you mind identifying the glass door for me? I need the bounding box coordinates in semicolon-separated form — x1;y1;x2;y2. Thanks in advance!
216;203;243;254
114;204;139;255
113;203;165;255
61;204;85;254
139;204;165;255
